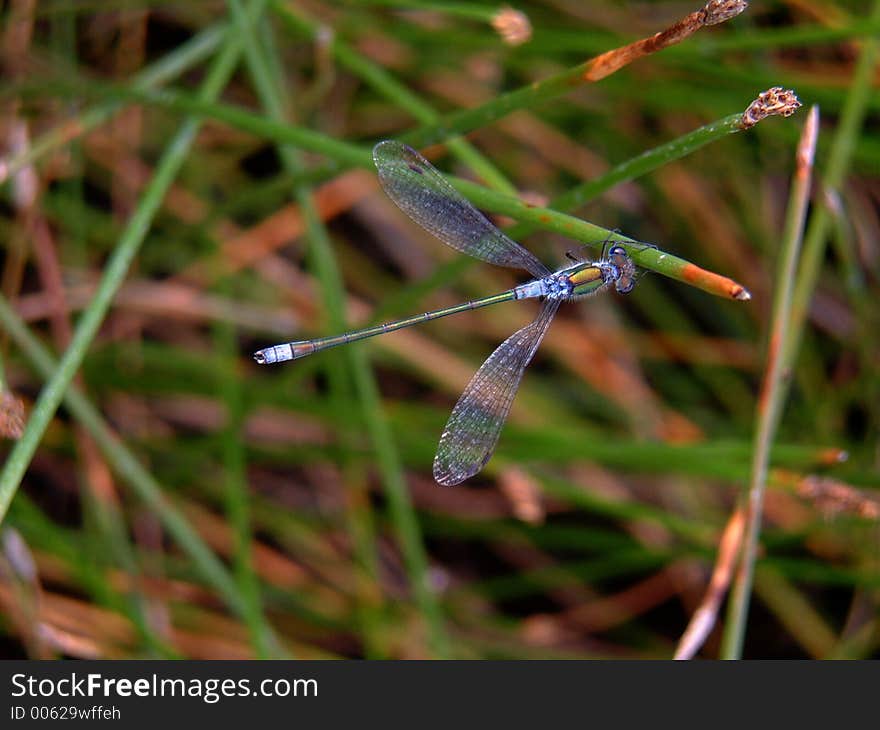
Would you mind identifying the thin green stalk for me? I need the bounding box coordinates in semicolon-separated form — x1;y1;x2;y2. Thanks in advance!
107;82;373;163
784;0;880;368
228;0;449;656
0;24;245;524
753;567;837;658
0;294;276;647
450;176;751;300
398;61;670;152
383;0;744;150
0;14;284;654
299;200;390;658
720;106;818;659
704;18;880;51
347;345;453;657
506;113;747;239
60;78;754;299
80;484;177;657
272;1;517;194
232;0;384;652
215;286;271;658
280;57;391;652
0;21;227;184
1;4;159;657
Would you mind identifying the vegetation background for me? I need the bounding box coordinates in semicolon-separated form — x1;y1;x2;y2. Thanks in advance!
0;0;877;659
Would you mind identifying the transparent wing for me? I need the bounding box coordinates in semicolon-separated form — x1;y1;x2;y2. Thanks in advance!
433;298;560;486
373;140;551;279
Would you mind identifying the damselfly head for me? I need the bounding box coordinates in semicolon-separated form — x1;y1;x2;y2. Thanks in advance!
607;244;638;294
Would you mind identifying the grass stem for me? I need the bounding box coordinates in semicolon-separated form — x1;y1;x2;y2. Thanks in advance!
720;106;819;659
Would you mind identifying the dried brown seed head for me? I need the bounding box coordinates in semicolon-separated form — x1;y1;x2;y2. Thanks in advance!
741;87;802;129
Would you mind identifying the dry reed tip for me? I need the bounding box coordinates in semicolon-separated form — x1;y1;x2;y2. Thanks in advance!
702;0;749;26
796;105;820;171
740;87;802;129
491;6;531;46
583;0;746;83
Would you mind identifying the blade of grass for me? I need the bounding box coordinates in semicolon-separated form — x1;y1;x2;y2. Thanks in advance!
720;106;819;659
272;1;517;195
753;567;837;658
784;0;880;372
0;0;284;657
0;13;248;525
0;293;280;653
234;0;390;658
58;77;756;299
0;21;228;185
397;0;748;148
214;282;271;658
505;111;758;240
228;0;449;657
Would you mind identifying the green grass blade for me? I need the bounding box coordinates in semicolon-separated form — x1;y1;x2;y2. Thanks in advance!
721;107;818;659
227;0;450;656
0;294;278;649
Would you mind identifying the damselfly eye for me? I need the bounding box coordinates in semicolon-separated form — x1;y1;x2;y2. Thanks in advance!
608;245;628;259
616;277;635;294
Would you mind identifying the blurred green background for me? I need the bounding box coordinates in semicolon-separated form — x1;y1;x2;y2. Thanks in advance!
0;0;877;659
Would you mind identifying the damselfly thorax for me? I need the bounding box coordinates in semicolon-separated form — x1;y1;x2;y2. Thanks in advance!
513;246;636;302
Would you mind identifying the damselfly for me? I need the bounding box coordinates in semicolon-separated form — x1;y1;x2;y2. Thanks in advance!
255;140;638;486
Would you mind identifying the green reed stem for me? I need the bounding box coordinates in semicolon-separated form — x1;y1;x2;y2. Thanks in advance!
0;2;286;656
0;22;227;185
0;23;248;525
397;61;646;151
230;0;385;656
46;78;757;298
451;177;750;299
271;1;516;194
215;287;271;658
228;0;450;657
721;106;819;660
0;294;275;645
506;113;746;239
785;0;880;370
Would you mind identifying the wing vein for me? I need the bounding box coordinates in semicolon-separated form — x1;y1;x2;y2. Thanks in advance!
433;299;560;486
373;141;552;279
